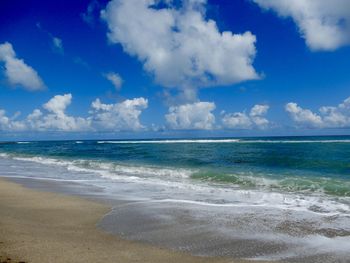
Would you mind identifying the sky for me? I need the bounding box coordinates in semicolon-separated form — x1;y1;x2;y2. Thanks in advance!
1;0;350;140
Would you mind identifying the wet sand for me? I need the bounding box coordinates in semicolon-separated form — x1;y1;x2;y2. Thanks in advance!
0;178;260;263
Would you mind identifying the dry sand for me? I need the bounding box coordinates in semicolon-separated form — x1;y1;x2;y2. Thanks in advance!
0;178;263;263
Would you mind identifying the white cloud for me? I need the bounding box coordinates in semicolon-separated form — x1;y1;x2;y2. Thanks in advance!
43;94;72;114
221;104;270;129
89;97;148;131
0;94;149;132
286;97;350;128
0;110;26;131
222;112;252;129
104;72;123;90
0;42;45;91
26;94;91;131
165;101;215;130
253;0;350;51
249;104;270;127
101;0;259;97
285;102;323;128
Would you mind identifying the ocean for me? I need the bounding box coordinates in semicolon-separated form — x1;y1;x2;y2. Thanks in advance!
1;136;350;261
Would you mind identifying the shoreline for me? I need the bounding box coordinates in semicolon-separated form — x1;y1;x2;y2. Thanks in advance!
0;178;258;263
0;155;349;262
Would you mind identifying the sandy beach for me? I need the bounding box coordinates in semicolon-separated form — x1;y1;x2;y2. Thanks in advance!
0;178;260;263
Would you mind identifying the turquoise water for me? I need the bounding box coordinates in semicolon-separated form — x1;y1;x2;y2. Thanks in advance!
1;136;350;197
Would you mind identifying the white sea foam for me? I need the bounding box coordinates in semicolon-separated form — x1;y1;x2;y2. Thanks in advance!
12;156;73;167
147;194;350;216
6;154;194;181
1;152;349;216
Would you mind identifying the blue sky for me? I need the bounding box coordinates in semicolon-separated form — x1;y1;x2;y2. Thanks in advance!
1;0;350;140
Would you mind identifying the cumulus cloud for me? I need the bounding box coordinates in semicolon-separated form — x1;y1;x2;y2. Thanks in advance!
285;102;323;128
253;0;350;51
0;42;45;91
165;101;216;130
104;72;123;90
286;97;350;128
0;110;26;131
0;94;149;132
221;104;270;129
89;97;148;131
101;0;259;99
26;94;91;131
